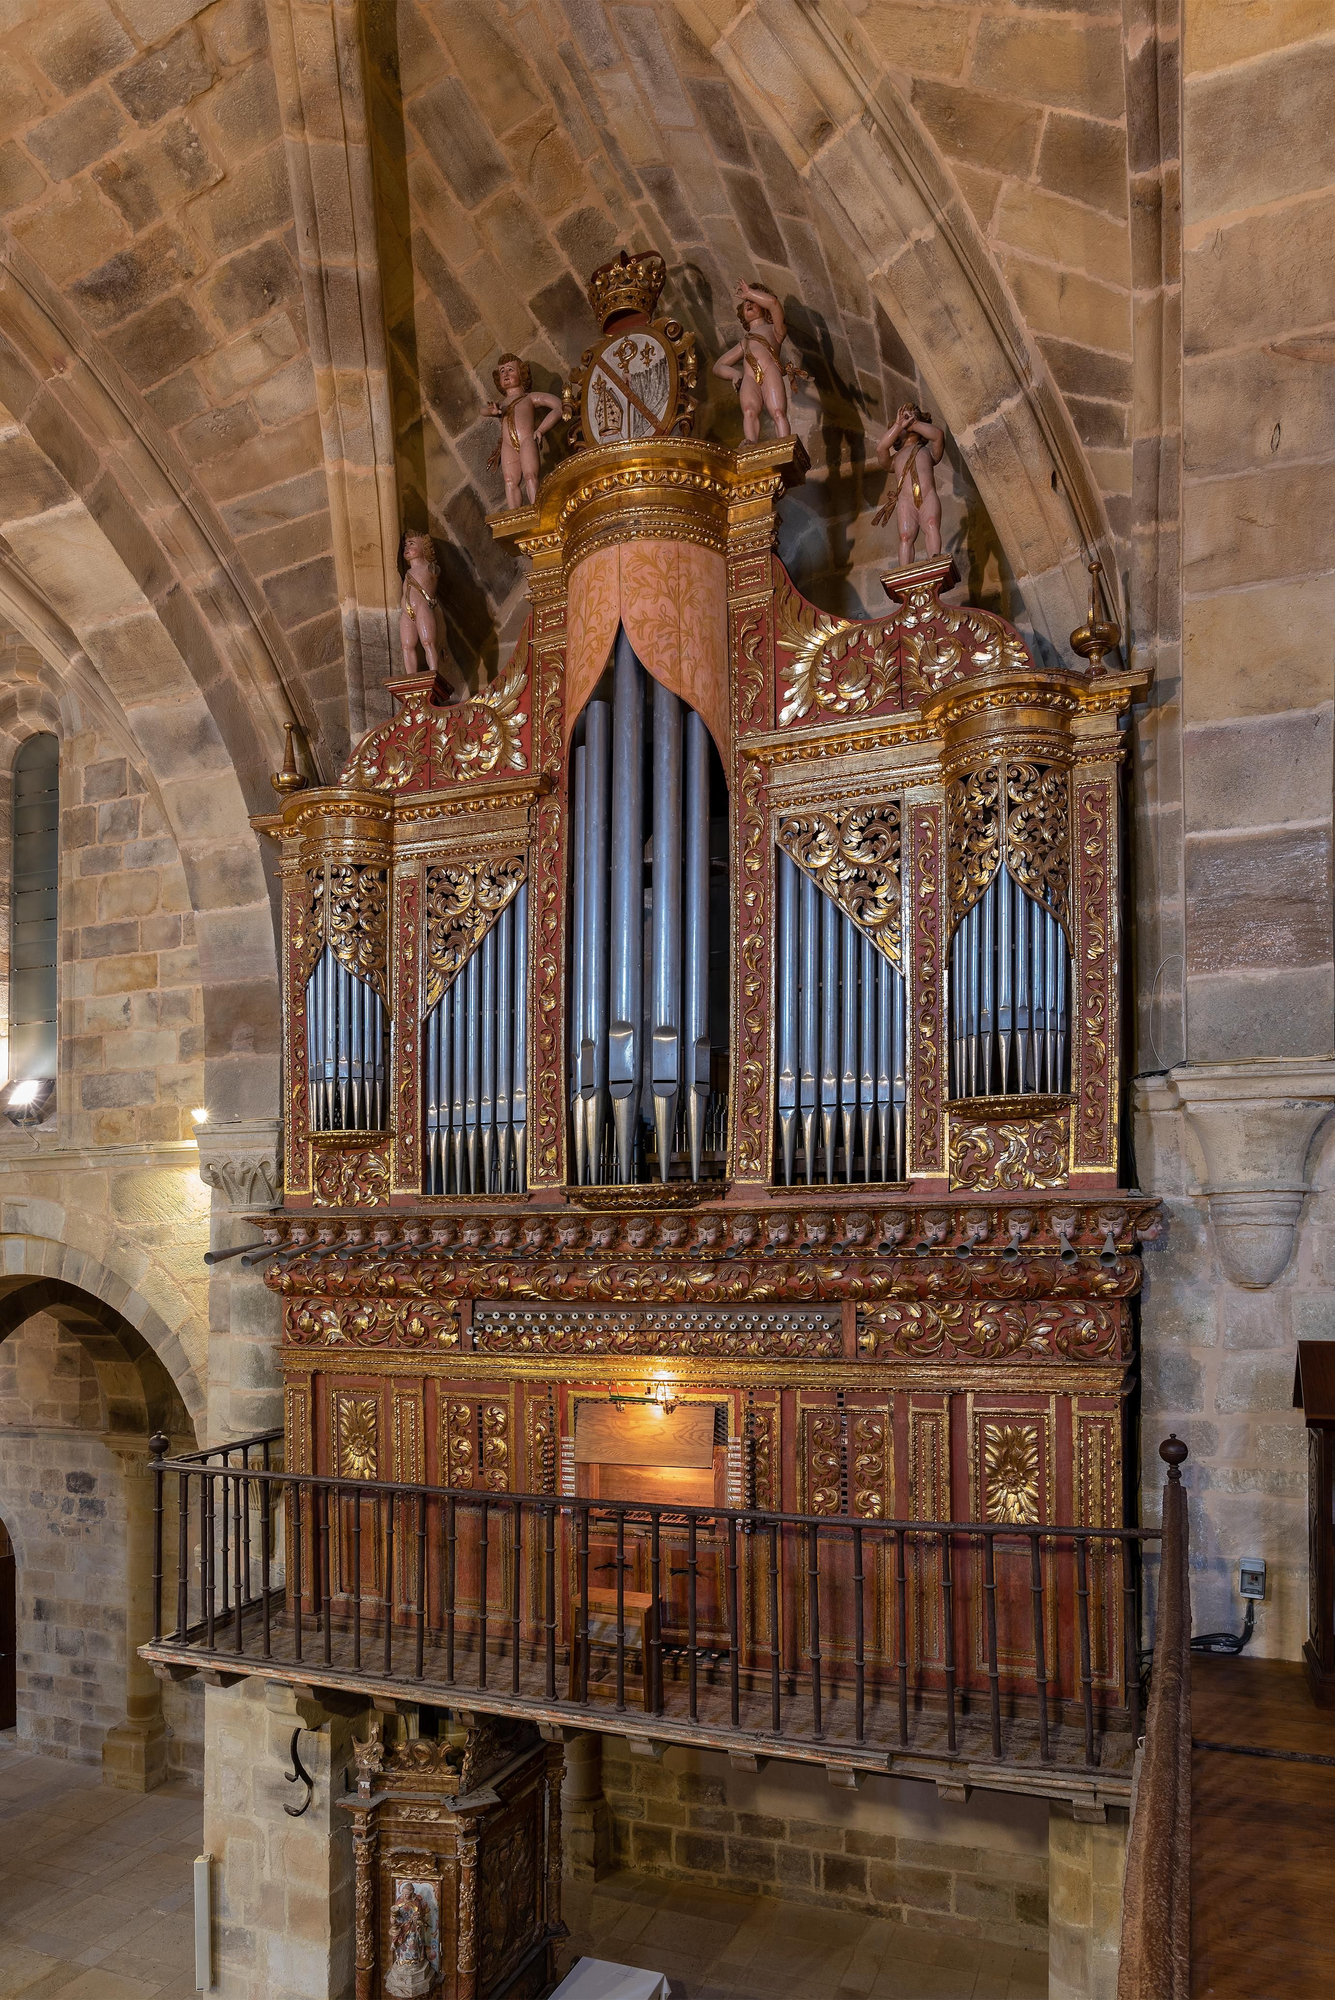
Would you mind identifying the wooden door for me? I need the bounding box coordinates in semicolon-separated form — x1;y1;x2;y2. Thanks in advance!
0;1518;15;1731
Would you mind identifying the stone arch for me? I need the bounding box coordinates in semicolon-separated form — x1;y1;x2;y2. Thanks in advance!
0;1279;193;1440
0;1224;205;1432
672;0;1119;651
0;485;280;1124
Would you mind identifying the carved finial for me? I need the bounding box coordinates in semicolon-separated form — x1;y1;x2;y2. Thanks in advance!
271;722;306;798
1159;1434;1189;1482
1070;559;1120;672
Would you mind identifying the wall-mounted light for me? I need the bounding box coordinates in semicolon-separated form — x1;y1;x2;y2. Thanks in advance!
191;1107;209;1127
648;1378;678;1416
4;1078;53;1127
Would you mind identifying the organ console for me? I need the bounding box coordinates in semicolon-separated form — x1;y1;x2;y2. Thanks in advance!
253;249;1158;1782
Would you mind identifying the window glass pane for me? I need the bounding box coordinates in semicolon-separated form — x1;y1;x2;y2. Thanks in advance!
10;734;58;1084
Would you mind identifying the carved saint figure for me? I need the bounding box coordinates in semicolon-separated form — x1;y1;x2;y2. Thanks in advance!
385;1880;434;1998
713;281;806;441
873;405;946;566
486;354;564;508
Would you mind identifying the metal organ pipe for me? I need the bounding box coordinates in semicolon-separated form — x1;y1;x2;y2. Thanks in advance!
774;861;907;1186
582;700;612;1183
566;638;722;1187
423;889;528;1196
650;678;683;1183
682;708;711;1185
948;870;1070;1099
609;632;644;1185
776;849;799;1188
305;942;386;1136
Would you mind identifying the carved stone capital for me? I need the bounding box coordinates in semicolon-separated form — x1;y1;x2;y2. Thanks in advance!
197;1118;283;1210
1141;1062;1335;1288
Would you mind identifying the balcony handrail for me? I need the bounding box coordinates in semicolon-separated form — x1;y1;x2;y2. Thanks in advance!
1117;1436;1191;2000
149;1437;1160;1542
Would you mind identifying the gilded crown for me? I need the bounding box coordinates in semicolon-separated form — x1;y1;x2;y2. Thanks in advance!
586;249;666;330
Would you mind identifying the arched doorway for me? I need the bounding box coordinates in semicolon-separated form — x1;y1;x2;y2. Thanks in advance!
0;1517;14;1731
0;1282;197;1783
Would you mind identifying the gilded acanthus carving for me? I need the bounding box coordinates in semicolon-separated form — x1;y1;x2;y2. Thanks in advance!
776;593;900;726
982;1423;1041;1524
320;865;390;1002
312;1144;391;1207
443;1400;510;1491
341;639;531;795
946;765;1001;922
803;1407;890;1517
336;1393;379;1479
776;804;902;968
950;1113;1069;1191
423;856;526;1011
285;1299;459;1349
1004;762;1070;923
857;1298;1127;1363
900;593;1030;695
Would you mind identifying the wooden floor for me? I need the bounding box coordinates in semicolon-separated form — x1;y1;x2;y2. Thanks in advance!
1191;1655;1335;1998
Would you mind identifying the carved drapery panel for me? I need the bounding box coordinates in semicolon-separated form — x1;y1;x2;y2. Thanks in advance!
422;855;526;1011
949;1110;1070;1191
946;761;1070;931
776;803;902;968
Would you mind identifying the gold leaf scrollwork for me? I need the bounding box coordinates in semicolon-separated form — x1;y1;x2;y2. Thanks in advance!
946;765;1001;921
950;1113;1069;1191
776;594;898;727
776;804;902;968
982;1423;1041;1525
423;855;526;1011
901;600;1030;695
337;1394;379;1479
1004;762;1070;924
316;865;389;1002
435;644;529;780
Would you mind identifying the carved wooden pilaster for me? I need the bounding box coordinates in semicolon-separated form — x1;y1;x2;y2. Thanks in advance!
351;1816;377;2000
456;1823;480;2000
543;1737;566;1939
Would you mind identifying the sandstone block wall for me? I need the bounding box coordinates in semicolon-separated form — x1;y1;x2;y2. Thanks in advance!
600;1739;1049;1952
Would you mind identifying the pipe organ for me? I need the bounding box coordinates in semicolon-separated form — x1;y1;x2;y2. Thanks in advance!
256;249;1159;1767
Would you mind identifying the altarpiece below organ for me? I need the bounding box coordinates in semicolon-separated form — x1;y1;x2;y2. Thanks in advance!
244;248;1157;1998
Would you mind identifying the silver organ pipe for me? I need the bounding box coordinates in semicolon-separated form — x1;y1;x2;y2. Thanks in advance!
570;744;588;1186
683;709;711;1185
568;635;724;1186
948;870;1070;1099
423;891;529;1196
305;942;387;1135
582;700;612;1182
609;630;644;1183
774;862;907;1186
650;678;683;1182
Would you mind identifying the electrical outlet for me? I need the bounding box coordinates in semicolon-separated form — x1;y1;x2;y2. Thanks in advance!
1239;1558;1266;1601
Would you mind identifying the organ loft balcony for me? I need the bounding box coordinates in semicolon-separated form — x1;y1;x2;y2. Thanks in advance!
145;248;1156;1820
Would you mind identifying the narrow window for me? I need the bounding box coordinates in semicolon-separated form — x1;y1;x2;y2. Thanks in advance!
10;734;59;1095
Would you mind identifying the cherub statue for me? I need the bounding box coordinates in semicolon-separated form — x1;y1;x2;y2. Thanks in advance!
385;1880;433;1998
712;281;807;442
486;353;564;508
398;534;466;696
873;405;946;566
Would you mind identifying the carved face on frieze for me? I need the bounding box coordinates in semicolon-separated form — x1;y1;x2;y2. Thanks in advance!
624;1215;655;1250
588;1218;618;1253
766;1214;794;1250
657;1216;688;1252
729;1213;759;1252
460;1216;487;1249
556;1217;585;1253
843;1211;873;1248
803;1212;833;1249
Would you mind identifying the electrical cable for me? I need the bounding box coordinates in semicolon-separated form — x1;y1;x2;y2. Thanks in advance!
1188;1600;1255;1656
